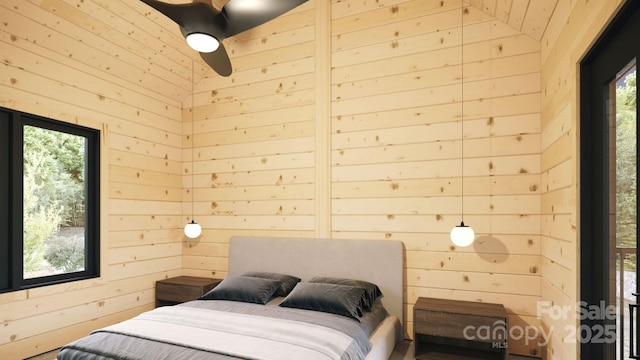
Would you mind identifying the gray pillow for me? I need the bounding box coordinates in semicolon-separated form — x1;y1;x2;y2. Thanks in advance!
242;271;301;297
279;282;365;321
199;276;280;304
309;276;383;310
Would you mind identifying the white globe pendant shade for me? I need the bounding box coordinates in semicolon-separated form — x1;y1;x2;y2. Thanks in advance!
184;220;202;238
450;221;475;247
186;33;220;53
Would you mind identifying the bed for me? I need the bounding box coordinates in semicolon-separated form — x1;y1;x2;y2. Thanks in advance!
57;236;405;360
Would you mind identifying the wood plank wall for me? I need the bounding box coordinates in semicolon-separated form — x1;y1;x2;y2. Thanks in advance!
184;0;543;356
0;0;621;358
0;0;196;357
540;0;625;359
180;1;318;279
331;1;542;356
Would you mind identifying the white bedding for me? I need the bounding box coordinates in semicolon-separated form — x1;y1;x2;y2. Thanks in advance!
98;306;366;360
60;298;383;360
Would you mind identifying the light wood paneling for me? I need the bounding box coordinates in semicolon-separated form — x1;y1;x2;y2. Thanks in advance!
0;0;619;358
470;0;559;41
178;0;317;283
0;0;185;357
539;0;626;358
325;1;541;355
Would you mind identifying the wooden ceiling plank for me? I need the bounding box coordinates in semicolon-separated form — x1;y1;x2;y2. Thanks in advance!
482;0;498;16
494;0;512;24
468;0;484;10
521;0;558;41
507;0;529;31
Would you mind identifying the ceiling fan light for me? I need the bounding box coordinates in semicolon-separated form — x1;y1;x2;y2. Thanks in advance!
450;221;475;247
225;0;269;12
186;33;219;53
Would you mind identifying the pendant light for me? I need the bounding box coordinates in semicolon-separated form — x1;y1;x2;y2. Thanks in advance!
450;5;475;247
185;60;202;239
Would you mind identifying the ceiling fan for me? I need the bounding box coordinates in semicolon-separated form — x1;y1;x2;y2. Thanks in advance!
140;0;309;77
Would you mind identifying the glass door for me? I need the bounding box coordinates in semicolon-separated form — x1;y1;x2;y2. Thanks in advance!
611;62;637;360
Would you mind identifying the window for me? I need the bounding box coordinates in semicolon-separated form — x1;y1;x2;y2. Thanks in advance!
0;107;100;292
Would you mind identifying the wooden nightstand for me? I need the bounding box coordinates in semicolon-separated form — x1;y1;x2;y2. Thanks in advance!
156;276;222;306
414;297;508;359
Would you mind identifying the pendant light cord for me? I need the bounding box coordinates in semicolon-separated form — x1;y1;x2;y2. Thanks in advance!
461;5;464;224
191;59;195;221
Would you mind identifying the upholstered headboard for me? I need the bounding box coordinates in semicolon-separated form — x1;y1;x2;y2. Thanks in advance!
228;236;404;325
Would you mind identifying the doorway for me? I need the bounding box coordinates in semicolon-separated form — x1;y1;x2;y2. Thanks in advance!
581;1;639;359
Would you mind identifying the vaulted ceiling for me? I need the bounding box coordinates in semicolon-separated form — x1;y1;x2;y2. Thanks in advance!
131;0;561;101
7;0;558;105
467;0;559;40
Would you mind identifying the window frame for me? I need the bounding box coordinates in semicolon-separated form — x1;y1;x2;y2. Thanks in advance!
580;1;639;358
0;106;100;292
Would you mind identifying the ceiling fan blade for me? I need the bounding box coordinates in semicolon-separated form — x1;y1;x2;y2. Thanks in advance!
141;0;218;29
222;0;308;37
200;43;232;77
140;0;191;27
142;0;304;76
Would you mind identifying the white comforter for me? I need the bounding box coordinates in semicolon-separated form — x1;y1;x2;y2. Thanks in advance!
96;305;366;360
